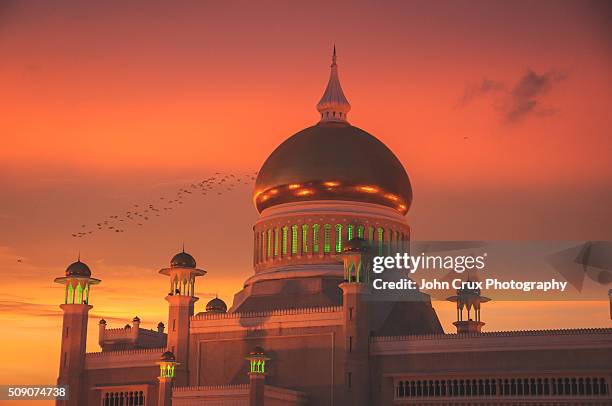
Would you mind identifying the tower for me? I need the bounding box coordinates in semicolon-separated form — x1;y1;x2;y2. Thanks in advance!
54;258;101;406
447;279;491;334
157;351;179;406
159;249;205;385
340;237;372;406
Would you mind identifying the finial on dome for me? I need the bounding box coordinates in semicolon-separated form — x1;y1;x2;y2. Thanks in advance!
317;46;351;124
332;44;337;66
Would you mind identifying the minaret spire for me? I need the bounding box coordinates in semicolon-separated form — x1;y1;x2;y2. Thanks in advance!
317;46;351;124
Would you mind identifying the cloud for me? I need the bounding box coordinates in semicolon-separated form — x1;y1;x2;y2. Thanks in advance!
0;299;131;324
460;69;565;125
459;78;505;106
504;69;565;123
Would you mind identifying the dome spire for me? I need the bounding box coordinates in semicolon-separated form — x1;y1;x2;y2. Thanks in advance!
317;46;351;124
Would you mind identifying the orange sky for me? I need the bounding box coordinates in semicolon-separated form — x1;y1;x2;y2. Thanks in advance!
0;0;611;390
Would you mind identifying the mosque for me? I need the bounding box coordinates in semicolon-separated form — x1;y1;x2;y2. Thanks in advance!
55;50;612;405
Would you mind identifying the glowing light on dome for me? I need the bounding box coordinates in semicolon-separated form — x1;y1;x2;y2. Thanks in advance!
288;184;301;190
261;195;269;201
296;189;314;196
268;189;279;195
358;186;378;193
398;204;407;211
323;181;340;187
385;193;399;201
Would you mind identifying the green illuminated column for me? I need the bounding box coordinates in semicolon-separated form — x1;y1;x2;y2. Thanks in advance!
157;351;179;406
246;347;269;406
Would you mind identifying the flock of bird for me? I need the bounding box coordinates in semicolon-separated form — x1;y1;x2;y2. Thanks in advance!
71;172;257;239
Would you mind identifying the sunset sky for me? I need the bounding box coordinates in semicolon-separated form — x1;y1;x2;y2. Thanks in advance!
0;0;611;389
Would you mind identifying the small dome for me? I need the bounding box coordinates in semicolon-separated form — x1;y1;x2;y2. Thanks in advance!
157;322;164;328
160;351;175;362
250;346;265;356
65;260;91;277
343;237;371;253
206;297;227;313
132;316;140;323
171;251;196;268
99;319;106;325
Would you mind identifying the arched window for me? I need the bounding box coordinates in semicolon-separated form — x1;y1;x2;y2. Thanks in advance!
368;226;374;241
356;225;364;238
377;227;384;256
335;224;343;252
274;228;279;257
281;226;288;256
291;225;298;255
323;224;332;253
313;224;320;253
266;229;272;259
347;224;354;240
301;224;309;254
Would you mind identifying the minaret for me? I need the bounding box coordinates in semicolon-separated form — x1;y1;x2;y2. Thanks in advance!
317;46;351;123
157;351;179;406
246;346;270;406
54;257;101;406
446;278;491;334
159;248;205;386
339;237;372;406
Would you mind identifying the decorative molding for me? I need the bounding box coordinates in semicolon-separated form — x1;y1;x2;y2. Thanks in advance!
85;347;164;369
192;305;342;321
371;328;612;355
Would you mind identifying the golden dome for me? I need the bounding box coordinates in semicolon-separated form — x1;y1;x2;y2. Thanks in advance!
253;122;412;214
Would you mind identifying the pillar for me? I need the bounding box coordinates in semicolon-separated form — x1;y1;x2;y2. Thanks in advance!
247;347;269;406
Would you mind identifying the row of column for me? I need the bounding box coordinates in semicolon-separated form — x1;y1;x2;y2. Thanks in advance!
396;376;609;398
253;222;410;265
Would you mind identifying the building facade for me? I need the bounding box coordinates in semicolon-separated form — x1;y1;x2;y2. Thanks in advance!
55;50;612;406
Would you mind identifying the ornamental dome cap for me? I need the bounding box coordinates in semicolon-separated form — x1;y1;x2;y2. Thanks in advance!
65;258;91;277
160;351;176;362
171;249;196;268
316;46;351;123
250;346;265;356
206;297;227;313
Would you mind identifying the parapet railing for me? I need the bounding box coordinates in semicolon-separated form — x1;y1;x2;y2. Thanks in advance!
192;305;343;321
371;328;612;342
174;384;249;392
86;347;165;357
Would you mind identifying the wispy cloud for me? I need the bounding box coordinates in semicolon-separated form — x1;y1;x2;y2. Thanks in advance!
459;78;505;106
503;69;565;123
460;69;565;125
